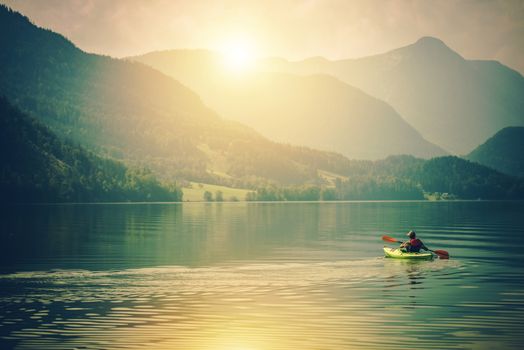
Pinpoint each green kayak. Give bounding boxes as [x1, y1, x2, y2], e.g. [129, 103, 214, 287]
[383, 247, 433, 260]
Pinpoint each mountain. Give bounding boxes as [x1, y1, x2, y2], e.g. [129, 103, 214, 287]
[1, 6, 522, 201]
[261, 36, 524, 154]
[0, 5, 359, 187]
[130, 50, 446, 160]
[467, 127, 524, 177]
[0, 96, 182, 202]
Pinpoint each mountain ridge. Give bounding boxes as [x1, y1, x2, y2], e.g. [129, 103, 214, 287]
[2, 5, 523, 201]
[0, 4, 367, 187]
[131, 49, 447, 160]
[260, 36, 524, 154]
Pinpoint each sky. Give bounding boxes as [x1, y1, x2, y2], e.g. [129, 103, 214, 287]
[2, 0, 524, 74]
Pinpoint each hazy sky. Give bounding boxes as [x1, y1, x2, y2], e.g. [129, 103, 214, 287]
[3, 0, 524, 73]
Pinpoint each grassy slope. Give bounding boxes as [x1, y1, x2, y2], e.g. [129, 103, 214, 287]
[183, 182, 252, 201]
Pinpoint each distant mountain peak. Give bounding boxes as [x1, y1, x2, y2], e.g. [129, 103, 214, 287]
[398, 36, 463, 61]
[411, 36, 454, 52]
[415, 36, 447, 47]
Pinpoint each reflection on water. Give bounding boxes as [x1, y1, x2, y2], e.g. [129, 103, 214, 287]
[1, 201, 524, 349]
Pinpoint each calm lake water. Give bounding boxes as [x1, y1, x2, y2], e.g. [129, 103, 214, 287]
[1, 201, 523, 350]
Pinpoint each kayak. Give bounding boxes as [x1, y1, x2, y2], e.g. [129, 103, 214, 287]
[383, 247, 433, 260]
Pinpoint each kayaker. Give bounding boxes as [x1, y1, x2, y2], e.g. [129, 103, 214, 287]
[400, 230, 428, 253]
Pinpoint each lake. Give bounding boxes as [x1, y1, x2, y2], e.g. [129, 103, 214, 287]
[1, 201, 523, 349]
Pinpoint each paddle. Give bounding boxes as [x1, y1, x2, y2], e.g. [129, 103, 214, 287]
[382, 235, 449, 259]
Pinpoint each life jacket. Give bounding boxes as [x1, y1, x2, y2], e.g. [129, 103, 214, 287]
[409, 238, 423, 252]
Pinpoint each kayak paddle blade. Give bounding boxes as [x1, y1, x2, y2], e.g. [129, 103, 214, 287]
[432, 250, 450, 259]
[382, 235, 400, 243]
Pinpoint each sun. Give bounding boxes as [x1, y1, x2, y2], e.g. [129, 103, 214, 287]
[224, 46, 250, 70]
[219, 36, 256, 73]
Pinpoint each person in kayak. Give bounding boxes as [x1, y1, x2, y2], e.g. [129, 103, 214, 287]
[400, 230, 428, 253]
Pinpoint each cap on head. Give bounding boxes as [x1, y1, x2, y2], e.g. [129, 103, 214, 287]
[407, 230, 416, 238]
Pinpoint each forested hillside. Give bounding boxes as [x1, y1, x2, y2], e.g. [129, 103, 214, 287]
[247, 155, 524, 201]
[467, 127, 524, 178]
[0, 5, 388, 186]
[0, 97, 182, 202]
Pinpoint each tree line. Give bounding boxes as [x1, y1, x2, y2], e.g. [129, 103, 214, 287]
[243, 155, 524, 201]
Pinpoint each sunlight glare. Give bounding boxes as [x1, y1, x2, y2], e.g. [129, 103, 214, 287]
[220, 36, 257, 73]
